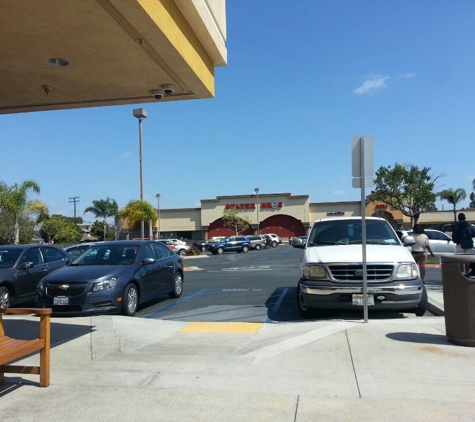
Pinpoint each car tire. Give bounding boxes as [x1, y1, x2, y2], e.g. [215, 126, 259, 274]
[178, 249, 186, 256]
[255, 244, 261, 250]
[296, 282, 318, 319]
[169, 272, 183, 298]
[271, 241, 277, 248]
[0, 285, 11, 309]
[122, 283, 138, 317]
[242, 245, 249, 253]
[413, 285, 428, 317]
[217, 247, 224, 255]
[201, 246, 207, 253]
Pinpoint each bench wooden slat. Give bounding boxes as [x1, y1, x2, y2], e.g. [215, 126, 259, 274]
[0, 337, 44, 365]
[0, 364, 41, 374]
[0, 309, 51, 387]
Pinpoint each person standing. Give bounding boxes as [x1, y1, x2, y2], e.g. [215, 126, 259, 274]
[411, 224, 434, 282]
[451, 213, 475, 275]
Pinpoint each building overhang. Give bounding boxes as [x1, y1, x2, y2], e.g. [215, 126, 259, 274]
[0, 0, 227, 114]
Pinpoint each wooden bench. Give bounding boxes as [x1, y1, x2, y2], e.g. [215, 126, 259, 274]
[0, 308, 52, 387]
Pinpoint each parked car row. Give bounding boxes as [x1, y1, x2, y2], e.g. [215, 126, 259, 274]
[0, 240, 184, 318]
[195, 234, 282, 255]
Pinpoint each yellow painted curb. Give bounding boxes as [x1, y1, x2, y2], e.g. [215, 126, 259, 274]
[179, 322, 263, 334]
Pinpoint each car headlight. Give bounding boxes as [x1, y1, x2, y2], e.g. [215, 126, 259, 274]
[36, 280, 45, 293]
[92, 278, 117, 292]
[395, 263, 419, 279]
[302, 265, 326, 279]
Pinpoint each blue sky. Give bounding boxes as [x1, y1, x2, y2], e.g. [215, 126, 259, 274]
[1, 1, 475, 222]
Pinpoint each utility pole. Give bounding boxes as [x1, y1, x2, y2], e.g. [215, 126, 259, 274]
[69, 196, 80, 224]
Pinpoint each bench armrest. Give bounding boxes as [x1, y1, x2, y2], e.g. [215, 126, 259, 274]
[0, 308, 52, 316]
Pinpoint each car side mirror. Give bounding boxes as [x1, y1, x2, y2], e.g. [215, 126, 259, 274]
[291, 238, 304, 249]
[141, 257, 155, 265]
[20, 262, 35, 270]
[402, 235, 416, 246]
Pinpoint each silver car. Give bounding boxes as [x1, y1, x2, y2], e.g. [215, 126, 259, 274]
[397, 229, 456, 256]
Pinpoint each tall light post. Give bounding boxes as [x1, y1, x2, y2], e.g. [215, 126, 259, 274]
[253, 188, 260, 234]
[156, 193, 161, 239]
[133, 108, 147, 239]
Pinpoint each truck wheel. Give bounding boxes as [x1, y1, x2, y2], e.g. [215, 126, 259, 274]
[296, 283, 318, 319]
[413, 285, 428, 317]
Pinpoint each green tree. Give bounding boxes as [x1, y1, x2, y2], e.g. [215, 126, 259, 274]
[0, 214, 35, 244]
[40, 215, 82, 244]
[89, 220, 115, 241]
[438, 188, 467, 222]
[371, 164, 439, 225]
[0, 180, 48, 244]
[84, 197, 118, 241]
[118, 200, 157, 239]
[222, 208, 251, 235]
[470, 192, 475, 209]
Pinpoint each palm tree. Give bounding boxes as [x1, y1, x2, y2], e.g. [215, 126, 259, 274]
[118, 200, 157, 240]
[84, 198, 118, 241]
[438, 188, 467, 222]
[0, 180, 48, 244]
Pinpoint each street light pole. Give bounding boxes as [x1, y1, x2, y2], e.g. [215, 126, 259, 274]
[156, 193, 161, 239]
[133, 108, 147, 240]
[253, 188, 260, 234]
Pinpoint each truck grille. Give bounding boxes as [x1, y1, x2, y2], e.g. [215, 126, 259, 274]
[328, 264, 394, 282]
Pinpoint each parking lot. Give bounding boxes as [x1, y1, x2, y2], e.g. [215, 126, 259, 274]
[135, 245, 440, 322]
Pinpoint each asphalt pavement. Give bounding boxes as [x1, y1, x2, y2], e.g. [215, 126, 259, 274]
[1, 258, 474, 422]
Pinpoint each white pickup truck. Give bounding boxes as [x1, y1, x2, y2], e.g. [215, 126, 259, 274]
[292, 216, 426, 318]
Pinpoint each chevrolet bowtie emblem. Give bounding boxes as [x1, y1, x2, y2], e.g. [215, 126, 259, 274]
[59, 284, 70, 290]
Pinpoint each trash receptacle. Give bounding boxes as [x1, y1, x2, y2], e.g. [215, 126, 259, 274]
[441, 254, 475, 347]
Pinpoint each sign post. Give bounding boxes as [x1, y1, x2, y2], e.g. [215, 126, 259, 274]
[351, 136, 374, 323]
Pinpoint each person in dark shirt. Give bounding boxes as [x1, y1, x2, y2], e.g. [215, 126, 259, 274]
[451, 213, 475, 275]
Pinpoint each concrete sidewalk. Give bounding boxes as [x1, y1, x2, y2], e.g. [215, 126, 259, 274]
[1, 289, 474, 421]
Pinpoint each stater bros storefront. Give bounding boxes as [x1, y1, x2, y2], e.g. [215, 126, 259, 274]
[130, 193, 475, 242]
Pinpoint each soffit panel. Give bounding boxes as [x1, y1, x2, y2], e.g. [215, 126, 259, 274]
[0, 0, 218, 114]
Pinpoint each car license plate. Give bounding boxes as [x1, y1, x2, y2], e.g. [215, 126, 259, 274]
[352, 294, 374, 306]
[53, 296, 70, 305]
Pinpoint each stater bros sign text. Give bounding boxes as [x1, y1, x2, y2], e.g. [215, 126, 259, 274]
[225, 202, 284, 210]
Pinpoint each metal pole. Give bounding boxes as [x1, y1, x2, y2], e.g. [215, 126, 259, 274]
[156, 194, 161, 239]
[133, 108, 147, 241]
[254, 188, 260, 234]
[360, 137, 368, 323]
[139, 118, 144, 240]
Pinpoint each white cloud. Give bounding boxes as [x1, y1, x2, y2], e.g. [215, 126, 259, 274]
[354, 72, 416, 95]
[333, 190, 346, 196]
[354, 74, 390, 95]
[397, 72, 416, 79]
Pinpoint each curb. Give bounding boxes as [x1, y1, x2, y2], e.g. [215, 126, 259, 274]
[427, 296, 445, 316]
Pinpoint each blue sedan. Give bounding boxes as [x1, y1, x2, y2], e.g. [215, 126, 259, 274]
[36, 240, 184, 316]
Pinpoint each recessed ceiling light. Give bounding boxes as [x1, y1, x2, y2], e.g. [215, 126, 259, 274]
[48, 58, 69, 67]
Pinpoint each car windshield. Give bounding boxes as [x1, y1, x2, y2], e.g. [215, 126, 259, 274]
[307, 220, 400, 246]
[0, 248, 22, 268]
[71, 245, 138, 266]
